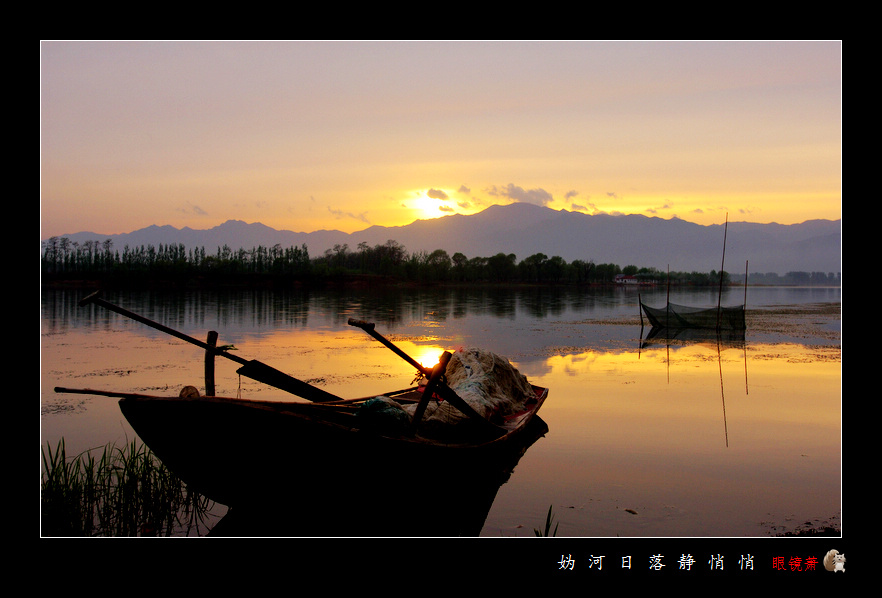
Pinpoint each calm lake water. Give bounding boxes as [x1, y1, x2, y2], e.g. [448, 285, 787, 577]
[40, 285, 841, 537]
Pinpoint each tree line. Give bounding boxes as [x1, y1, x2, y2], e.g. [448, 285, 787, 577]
[40, 236, 837, 287]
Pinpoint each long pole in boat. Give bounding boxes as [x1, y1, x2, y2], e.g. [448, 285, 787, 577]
[717, 213, 729, 331]
[76, 290, 343, 402]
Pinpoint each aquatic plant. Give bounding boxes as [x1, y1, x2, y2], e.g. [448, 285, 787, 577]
[534, 505, 560, 537]
[41, 438, 217, 536]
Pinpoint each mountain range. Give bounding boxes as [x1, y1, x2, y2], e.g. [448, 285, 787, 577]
[47, 203, 842, 275]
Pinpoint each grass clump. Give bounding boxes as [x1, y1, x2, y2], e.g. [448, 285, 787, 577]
[534, 505, 560, 537]
[41, 438, 216, 536]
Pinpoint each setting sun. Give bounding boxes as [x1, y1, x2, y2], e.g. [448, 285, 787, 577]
[409, 344, 449, 370]
[408, 189, 457, 221]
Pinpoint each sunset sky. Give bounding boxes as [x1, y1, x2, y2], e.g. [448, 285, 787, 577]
[40, 40, 841, 239]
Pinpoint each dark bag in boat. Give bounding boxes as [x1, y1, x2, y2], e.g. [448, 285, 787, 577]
[356, 397, 411, 434]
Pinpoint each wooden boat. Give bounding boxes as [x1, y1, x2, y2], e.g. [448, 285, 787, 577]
[117, 384, 547, 535]
[55, 293, 549, 536]
[69, 379, 547, 500]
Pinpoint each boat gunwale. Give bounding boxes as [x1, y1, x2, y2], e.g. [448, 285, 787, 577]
[118, 384, 549, 450]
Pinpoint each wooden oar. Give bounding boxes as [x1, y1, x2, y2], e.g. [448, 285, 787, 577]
[347, 319, 432, 376]
[77, 291, 342, 403]
[347, 318, 503, 433]
[54, 387, 202, 400]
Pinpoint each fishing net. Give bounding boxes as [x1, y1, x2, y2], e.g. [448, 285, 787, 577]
[641, 302, 746, 330]
[451, 348, 533, 412]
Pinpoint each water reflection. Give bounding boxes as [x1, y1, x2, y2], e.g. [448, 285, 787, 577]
[640, 326, 746, 349]
[42, 285, 840, 344]
[204, 416, 550, 537]
[640, 326, 747, 447]
[41, 287, 840, 537]
[489, 338, 839, 536]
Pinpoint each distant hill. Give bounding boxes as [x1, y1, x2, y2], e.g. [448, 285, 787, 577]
[45, 203, 841, 275]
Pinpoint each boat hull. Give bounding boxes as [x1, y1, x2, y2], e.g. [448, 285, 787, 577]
[119, 387, 548, 536]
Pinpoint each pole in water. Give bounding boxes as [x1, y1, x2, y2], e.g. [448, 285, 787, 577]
[638, 293, 644, 329]
[665, 264, 670, 328]
[716, 213, 728, 331]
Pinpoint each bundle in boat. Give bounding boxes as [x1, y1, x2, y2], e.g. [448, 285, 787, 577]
[356, 347, 536, 437]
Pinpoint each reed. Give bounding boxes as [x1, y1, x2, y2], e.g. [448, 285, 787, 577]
[41, 438, 217, 536]
[534, 505, 560, 537]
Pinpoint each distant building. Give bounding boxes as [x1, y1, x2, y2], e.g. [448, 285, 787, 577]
[614, 274, 638, 285]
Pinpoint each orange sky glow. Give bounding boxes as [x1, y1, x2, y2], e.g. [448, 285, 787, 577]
[40, 40, 841, 239]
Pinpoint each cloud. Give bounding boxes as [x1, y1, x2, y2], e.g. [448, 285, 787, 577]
[426, 188, 449, 201]
[177, 202, 208, 216]
[486, 183, 554, 206]
[570, 200, 600, 215]
[645, 202, 673, 216]
[457, 185, 471, 194]
[327, 206, 370, 224]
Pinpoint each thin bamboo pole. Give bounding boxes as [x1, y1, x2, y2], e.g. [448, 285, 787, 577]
[666, 264, 670, 328]
[717, 213, 729, 331]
